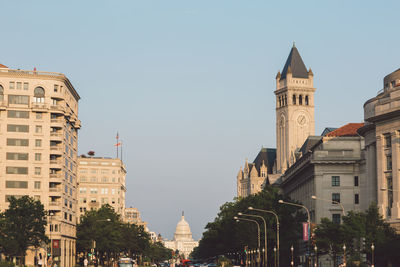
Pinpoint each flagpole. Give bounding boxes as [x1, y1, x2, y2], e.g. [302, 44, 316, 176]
[121, 140, 123, 162]
[116, 132, 119, 159]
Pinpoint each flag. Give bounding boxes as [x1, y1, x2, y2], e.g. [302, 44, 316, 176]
[115, 142, 121, 147]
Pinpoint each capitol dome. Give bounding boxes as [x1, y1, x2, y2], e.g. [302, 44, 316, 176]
[173, 212, 194, 241]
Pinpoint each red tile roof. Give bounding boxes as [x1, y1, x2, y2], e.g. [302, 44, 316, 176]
[0, 64, 8, 68]
[325, 123, 364, 137]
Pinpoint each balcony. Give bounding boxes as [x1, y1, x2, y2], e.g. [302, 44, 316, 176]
[50, 105, 65, 114]
[49, 173, 62, 182]
[50, 159, 63, 169]
[49, 187, 61, 193]
[74, 119, 81, 129]
[50, 146, 63, 155]
[50, 132, 63, 141]
[31, 102, 49, 112]
[49, 188, 62, 197]
[50, 118, 64, 128]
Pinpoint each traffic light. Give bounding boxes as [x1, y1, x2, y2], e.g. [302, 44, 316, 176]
[244, 246, 248, 253]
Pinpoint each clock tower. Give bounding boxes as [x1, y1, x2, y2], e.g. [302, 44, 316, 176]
[275, 44, 316, 173]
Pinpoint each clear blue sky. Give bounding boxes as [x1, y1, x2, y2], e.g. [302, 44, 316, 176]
[2, 1, 399, 239]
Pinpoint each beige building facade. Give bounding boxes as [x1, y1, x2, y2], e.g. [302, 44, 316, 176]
[125, 207, 147, 228]
[0, 64, 81, 266]
[77, 156, 126, 219]
[359, 68, 400, 230]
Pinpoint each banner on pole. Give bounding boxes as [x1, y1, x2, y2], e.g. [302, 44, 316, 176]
[303, 222, 309, 241]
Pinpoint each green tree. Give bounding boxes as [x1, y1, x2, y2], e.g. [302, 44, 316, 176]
[0, 196, 48, 265]
[192, 185, 306, 267]
[77, 205, 124, 265]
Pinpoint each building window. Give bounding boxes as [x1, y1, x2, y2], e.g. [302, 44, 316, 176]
[9, 95, 29, 105]
[35, 139, 42, 147]
[80, 188, 87, 194]
[23, 82, 28, 90]
[332, 193, 340, 203]
[305, 95, 309, 105]
[34, 181, 41, 190]
[385, 134, 391, 148]
[0, 85, 3, 101]
[331, 176, 340, 187]
[292, 94, 296, 105]
[6, 181, 28, 188]
[299, 95, 303, 105]
[6, 166, 28, 174]
[6, 152, 28, 160]
[332, 214, 341, 224]
[35, 153, 41, 161]
[35, 125, 42, 133]
[9, 82, 15, 89]
[387, 155, 392, 171]
[36, 113, 42, 119]
[354, 176, 359, 187]
[7, 110, 29, 118]
[7, 138, 29, 146]
[16, 82, 22, 90]
[35, 167, 41, 175]
[7, 124, 29, 133]
[33, 87, 45, 103]
[54, 85, 59, 92]
[355, 194, 359, 204]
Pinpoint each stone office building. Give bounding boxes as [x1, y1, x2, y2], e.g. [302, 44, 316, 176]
[358, 68, 400, 231]
[0, 63, 81, 267]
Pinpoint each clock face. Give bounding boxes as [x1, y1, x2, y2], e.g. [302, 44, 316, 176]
[297, 115, 307, 125]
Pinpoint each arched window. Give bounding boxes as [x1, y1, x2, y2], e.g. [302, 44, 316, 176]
[278, 96, 281, 107]
[0, 85, 3, 102]
[299, 95, 303, 105]
[34, 87, 45, 103]
[305, 95, 309, 105]
[284, 95, 287, 106]
[292, 94, 296, 105]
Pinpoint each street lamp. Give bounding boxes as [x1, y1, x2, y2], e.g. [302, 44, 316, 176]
[314, 246, 317, 267]
[273, 247, 277, 267]
[238, 212, 266, 267]
[311, 195, 345, 216]
[290, 245, 294, 267]
[371, 243, 375, 267]
[248, 206, 280, 267]
[343, 244, 346, 266]
[234, 216, 261, 267]
[279, 200, 311, 267]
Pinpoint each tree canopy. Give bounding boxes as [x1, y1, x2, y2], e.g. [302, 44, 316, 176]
[0, 196, 48, 262]
[191, 185, 307, 266]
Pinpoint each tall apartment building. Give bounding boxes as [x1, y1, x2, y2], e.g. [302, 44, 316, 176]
[0, 64, 80, 267]
[77, 156, 126, 219]
[125, 207, 147, 228]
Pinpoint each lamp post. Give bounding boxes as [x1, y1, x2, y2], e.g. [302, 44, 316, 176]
[238, 212, 267, 267]
[371, 243, 374, 267]
[311, 195, 345, 216]
[235, 217, 261, 267]
[290, 245, 294, 267]
[248, 207, 280, 267]
[279, 200, 311, 267]
[273, 247, 276, 267]
[314, 246, 317, 267]
[343, 244, 346, 267]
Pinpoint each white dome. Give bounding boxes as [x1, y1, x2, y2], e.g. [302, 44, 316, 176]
[173, 214, 193, 241]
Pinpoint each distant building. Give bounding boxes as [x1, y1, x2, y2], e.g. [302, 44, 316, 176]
[163, 213, 198, 258]
[237, 148, 277, 197]
[0, 64, 81, 267]
[358, 68, 400, 231]
[77, 156, 126, 219]
[125, 207, 147, 228]
[279, 123, 366, 223]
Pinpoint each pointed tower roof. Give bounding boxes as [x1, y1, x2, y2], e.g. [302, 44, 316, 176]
[280, 44, 308, 80]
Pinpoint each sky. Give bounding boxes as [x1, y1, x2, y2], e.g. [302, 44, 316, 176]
[1, 1, 400, 240]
